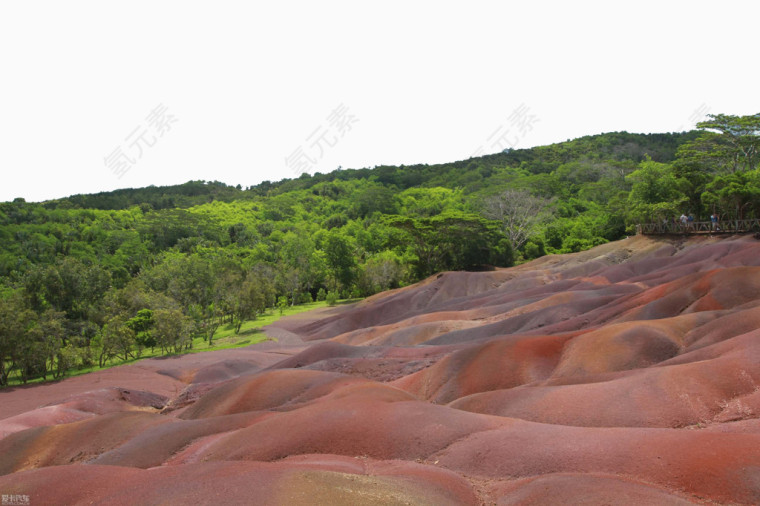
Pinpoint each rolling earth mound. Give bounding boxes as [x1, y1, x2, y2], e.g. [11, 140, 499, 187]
[2, 234, 760, 504]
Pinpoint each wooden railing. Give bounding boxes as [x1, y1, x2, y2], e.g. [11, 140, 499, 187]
[637, 219, 760, 235]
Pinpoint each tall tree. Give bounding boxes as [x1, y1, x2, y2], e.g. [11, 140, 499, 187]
[625, 159, 687, 223]
[387, 213, 511, 278]
[701, 171, 760, 220]
[678, 113, 760, 178]
[481, 189, 555, 251]
[102, 315, 137, 363]
[278, 232, 318, 305]
[323, 231, 357, 291]
[697, 113, 760, 173]
[0, 293, 35, 385]
[231, 275, 272, 333]
[152, 309, 194, 354]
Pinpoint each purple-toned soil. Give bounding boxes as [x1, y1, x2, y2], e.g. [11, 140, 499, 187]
[2, 235, 760, 504]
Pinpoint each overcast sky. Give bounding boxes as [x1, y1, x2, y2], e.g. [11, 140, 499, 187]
[1, 1, 757, 202]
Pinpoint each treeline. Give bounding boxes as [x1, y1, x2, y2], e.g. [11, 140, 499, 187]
[47, 180, 244, 211]
[2, 119, 757, 385]
[625, 114, 760, 223]
[0, 189, 511, 384]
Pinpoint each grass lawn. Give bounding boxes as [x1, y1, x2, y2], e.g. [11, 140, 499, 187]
[6, 299, 355, 386]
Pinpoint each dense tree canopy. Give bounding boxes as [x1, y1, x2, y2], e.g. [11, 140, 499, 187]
[2, 123, 758, 385]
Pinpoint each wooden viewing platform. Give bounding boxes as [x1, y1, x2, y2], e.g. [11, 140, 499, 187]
[637, 219, 760, 235]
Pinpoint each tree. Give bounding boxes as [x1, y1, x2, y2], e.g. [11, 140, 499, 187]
[352, 183, 398, 217]
[22, 258, 111, 350]
[359, 251, 405, 295]
[277, 232, 325, 304]
[38, 309, 67, 379]
[141, 253, 215, 310]
[190, 303, 221, 346]
[102, 315, 137, 363]
[277, 295, 288, 315]
[125, 309, 156, 353]
[701, 170, 760, 220]
[673, 145, 714, 219]
[211, 259, 245, 325]
[323, 231, 357, 291]
[696, 113, 760, 173]
[231, 276, 270, 333]
[481, 189, 555, 251]
[625, 159, 688, 223]
[278, 269, 302, 307]
[387, 213, 511, 278]
[152, 309, 194, 354]
[15, 309, 65, 383]
[17, 326, 55, 383]
[0, 293, 35, 385]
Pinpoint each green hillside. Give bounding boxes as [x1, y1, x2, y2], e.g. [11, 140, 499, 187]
[2, 114, 758, 385]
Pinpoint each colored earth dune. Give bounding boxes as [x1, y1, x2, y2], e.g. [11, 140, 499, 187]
[2, 235, 760, 504]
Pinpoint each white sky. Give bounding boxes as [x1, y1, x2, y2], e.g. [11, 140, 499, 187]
[0, 1, 757, 202]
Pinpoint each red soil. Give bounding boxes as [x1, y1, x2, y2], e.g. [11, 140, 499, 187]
[3, 235, 760, 503]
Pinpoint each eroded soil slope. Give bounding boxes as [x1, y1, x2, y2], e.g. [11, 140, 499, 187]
[2, 235, 760, 504]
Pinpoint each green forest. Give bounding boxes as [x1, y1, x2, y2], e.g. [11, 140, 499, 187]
[1, 113, 758, 386]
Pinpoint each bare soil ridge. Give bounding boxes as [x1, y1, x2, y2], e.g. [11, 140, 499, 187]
[2, 235, 760, 504]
